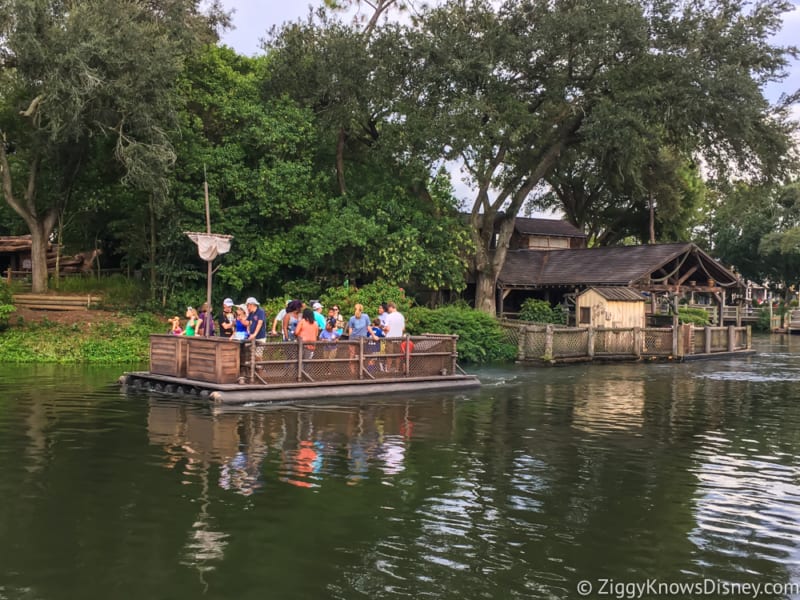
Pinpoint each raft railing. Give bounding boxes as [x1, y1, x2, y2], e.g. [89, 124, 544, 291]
[149, 334, 460, 385]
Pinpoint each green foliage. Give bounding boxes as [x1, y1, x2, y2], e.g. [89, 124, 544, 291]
[321, 280, 414, 319]
[408, 306, 516, 364]
[52, 274, 147, 309]
[677, 307, 710, 326]
[518, 298, 567, 325]
[754, 307, 772, 333]
[0, 312, 164, 363]
[0, 281, 13, 331]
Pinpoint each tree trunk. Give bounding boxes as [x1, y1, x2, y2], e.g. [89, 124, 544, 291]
[29, 222, 51, 293]
[475, 269, 497, 314]
[649, 194, 656, 244]
[149, 195, 157, 301]
[336, 127, 347, 195]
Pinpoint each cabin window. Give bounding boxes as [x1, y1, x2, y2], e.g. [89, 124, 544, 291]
[579, 307, 591, 324]
[548, 237, 570, 249]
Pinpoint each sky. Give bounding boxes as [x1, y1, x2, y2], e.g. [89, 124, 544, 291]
[218, 0, 800, 106]
[217, 0, 800, 209]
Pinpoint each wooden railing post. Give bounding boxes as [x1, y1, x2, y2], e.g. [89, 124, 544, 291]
[672, 324, 678, 357]
[746, 326, 752, 350]
[451, 335, 457, 375]
[544, 325, 554, 361]
[297, 338, 303, 382]
[516, 326, 526, 361]
[249, 338, 256, 383]
[704, 326, 712, 355]
[727, 326, 735, 352]
[358, 337, 365, 380]
[587, 326, 595, 359]
[633, 327, 642, 358]
[404, 334, 411, 376]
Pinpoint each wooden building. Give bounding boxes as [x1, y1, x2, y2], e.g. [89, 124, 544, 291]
[497, 241, 741, 318]
[0, 235, 100, 280]
[508, 217, 587, 250]
[576, 287, 646, 328]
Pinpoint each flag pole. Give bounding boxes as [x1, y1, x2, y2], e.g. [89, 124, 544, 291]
[204, 165, 212, 336]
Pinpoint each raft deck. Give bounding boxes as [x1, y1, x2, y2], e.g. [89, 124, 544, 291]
[122, 334, 480, 404]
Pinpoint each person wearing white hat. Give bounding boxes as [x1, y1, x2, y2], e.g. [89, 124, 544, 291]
[311, 301, 326, 330]
[245, 297, 267, 341]
[218, 298, 236, 338]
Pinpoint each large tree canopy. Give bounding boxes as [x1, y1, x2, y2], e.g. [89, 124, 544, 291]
[391, 0, 797, 313]
[0, 0, 227, 292]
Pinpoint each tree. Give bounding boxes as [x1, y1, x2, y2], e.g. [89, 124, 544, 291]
[539, 145, 706, 246]
[0, 0, 227, 292]
[712, 182, 800, 295]
[398, 0, 797, 313]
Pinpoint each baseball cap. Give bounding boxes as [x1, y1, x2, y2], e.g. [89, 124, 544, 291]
[245, 297, 259, 305]
[312, 302, 323, 310]
[223, 298, 234, 307]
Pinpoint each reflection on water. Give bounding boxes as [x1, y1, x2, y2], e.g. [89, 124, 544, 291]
[1, 341, 800, 599]
[146, 399, 447, 498]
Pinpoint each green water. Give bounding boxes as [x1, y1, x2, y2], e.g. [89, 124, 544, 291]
[1, 336, 799, 599]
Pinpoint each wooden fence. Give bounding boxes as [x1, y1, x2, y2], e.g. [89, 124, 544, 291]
[500, 321, 751, 363]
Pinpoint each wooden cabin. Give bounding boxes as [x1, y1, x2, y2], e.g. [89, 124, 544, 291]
[497, 242, 742, 320]
[0, 235, 100, 280]
[509, 217, 587, 250]
[576, 287, 646, 328]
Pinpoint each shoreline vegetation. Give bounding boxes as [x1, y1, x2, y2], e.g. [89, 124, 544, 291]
[0, 278, 780, 365]
[0, 279, 517, 365]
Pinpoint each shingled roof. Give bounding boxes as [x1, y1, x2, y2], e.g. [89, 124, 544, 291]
[580, 287, 646, 302]
[498, 243, 738, 288]
[513, 217, 587, 238]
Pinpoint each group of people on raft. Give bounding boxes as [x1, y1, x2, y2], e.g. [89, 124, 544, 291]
[169, 297, 407, 351]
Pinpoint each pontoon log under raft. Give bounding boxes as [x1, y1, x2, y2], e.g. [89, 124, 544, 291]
[120, 334, 480, 404]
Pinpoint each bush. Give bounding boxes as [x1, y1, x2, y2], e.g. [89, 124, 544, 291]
[677, 307, 710, 326]
[518, 298, 566, 325]
[320, 280, 414, 319]
[754, 307, 772, 332]
[408, 305, 516, 364]
[0, 281, 14, 332]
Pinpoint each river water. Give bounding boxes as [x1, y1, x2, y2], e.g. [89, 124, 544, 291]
[1, 336, 799, 600]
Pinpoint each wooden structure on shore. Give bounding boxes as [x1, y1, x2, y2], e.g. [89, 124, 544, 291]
[121, 334, 480, 404]
[1, 235, 100, 283]
[497, 241, 743, 320]
[12, 293, 102, 311]
[499, 320, 752, 364]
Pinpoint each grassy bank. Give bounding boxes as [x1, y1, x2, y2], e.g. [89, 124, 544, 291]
[0, 313, 163, 364]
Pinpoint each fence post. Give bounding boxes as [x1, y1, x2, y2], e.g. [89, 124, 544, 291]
[517, 326, 526, 361]
[297, 338, 303, 382]
[672, 324, 678, 357]
[451, 335, 458, 375]
[633, 327, 642, 358]
[249, 338, 256, 383]
[358, 337, 365, 380]
[746, 326, 752, 350]
[727, 326, 735, 352]
[404, 335, 411, 376]
[704, 326, 712, 355]
[587, 326, 595, 359]
[543, 325, 554, 361]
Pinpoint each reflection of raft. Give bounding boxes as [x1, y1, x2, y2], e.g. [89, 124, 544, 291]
[120, 334, 480, 404]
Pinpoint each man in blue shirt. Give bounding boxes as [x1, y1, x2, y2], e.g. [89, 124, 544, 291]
[246, 297, 267, 341]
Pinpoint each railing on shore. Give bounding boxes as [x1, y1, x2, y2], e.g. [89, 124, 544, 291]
[500, 322, 751, 362]
[150, 334, 461, 385]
